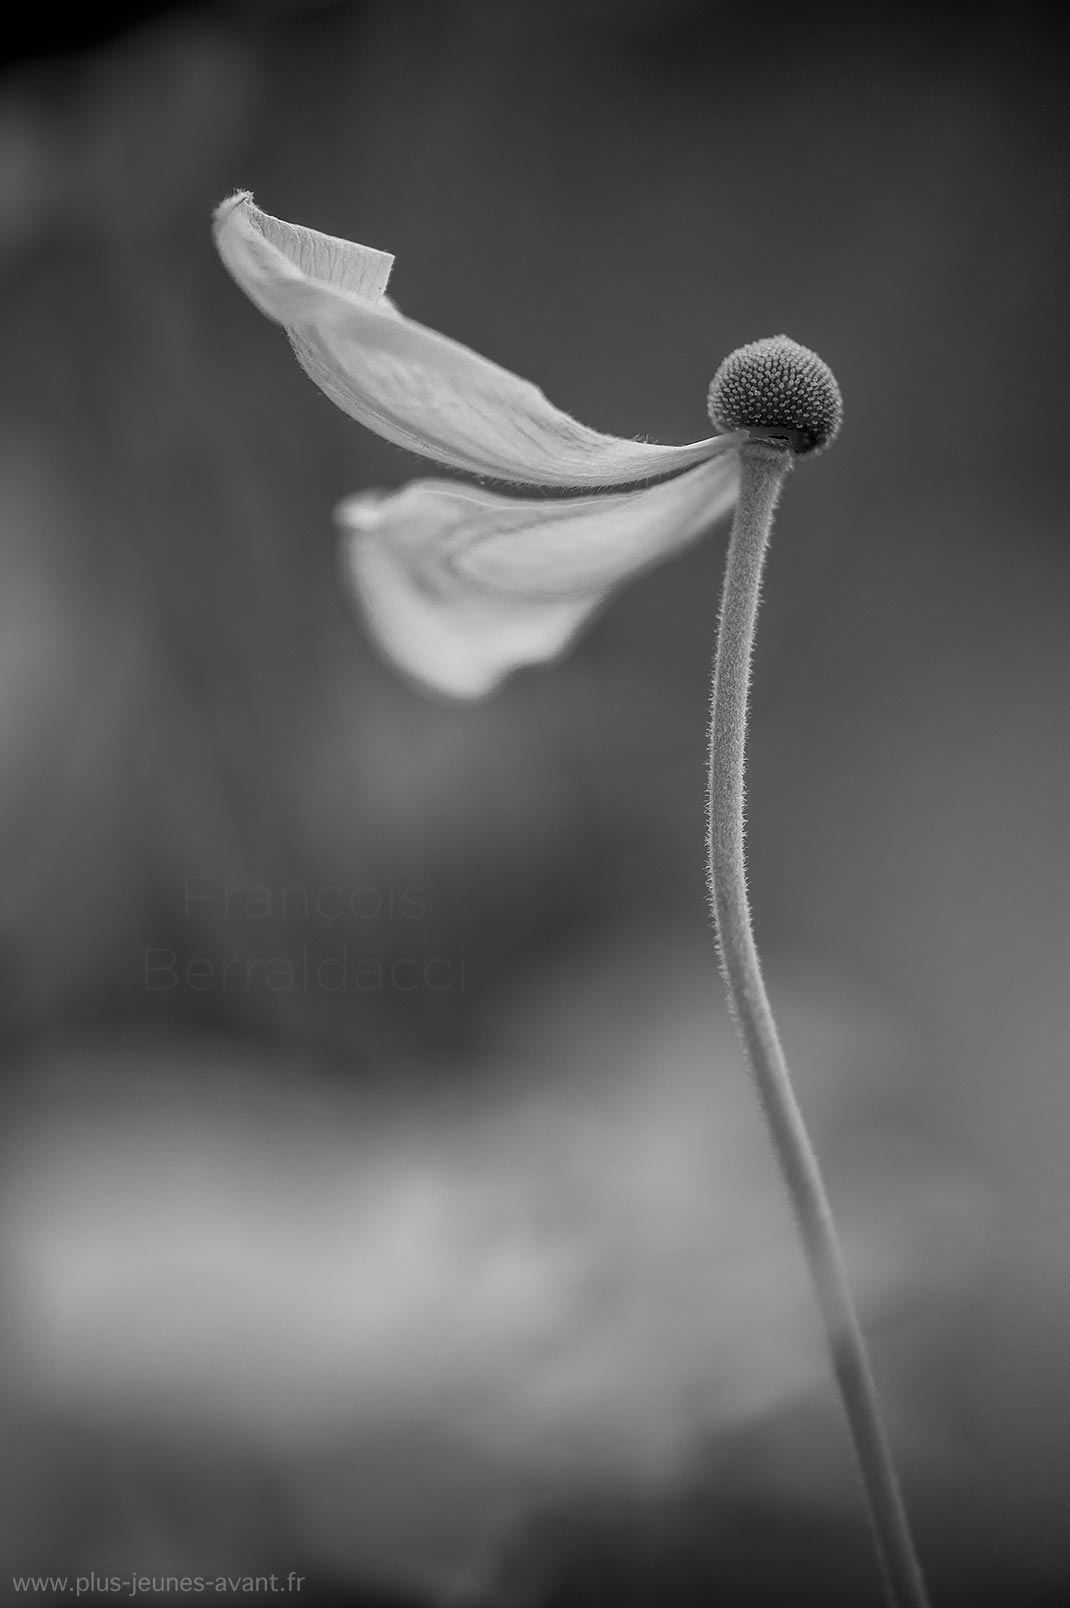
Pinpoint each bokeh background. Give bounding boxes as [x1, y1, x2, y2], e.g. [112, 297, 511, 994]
[1, 2, 1068, 1605]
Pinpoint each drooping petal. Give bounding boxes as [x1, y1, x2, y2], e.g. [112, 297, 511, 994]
[337, 454, 739, 698]
[214, 192, 740, 488]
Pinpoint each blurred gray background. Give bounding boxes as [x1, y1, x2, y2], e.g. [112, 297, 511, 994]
[1, 3, 1068, 1605]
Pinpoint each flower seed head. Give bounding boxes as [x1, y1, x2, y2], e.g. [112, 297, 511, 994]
[708, 335, 842, 455]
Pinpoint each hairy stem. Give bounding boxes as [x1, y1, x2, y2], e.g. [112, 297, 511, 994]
[706, 441, 930, 1608]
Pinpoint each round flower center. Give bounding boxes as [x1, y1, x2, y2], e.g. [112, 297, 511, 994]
[708, 335, 842, 455]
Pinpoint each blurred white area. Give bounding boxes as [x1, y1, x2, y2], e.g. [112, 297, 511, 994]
[0, 936, 983, 1601]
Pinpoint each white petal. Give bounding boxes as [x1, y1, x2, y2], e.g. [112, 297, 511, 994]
[337, 455, 739, 698]
[214, 192, 740, 488]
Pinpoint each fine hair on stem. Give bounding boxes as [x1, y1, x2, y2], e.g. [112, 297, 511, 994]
[706, 437, 930, 1608]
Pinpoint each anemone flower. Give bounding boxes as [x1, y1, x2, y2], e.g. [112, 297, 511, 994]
[213, 196, 933, 1606]
[213, 191, 746, 696]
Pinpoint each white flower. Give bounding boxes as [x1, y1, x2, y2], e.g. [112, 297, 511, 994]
[214, 191, 743, 696]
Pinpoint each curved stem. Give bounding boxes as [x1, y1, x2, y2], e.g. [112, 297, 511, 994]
[707, 442, 930, 1608]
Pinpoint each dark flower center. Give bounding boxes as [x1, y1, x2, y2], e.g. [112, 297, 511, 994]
[708, 335, 842, 455]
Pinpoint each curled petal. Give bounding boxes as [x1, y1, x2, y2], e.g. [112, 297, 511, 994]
[338, 454, 739, 698]
[214, 192, 740, 487]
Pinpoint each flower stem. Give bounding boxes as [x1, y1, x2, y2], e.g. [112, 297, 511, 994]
[706, 441, 930, 1608]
